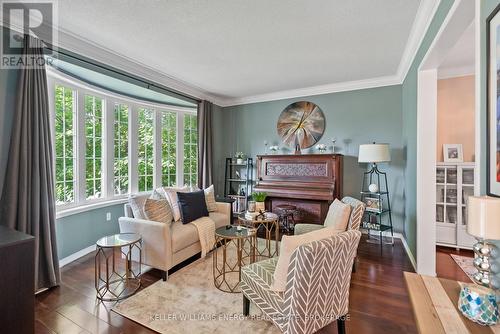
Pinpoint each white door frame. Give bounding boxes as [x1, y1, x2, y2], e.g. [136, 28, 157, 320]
[416, 0, 477, 275]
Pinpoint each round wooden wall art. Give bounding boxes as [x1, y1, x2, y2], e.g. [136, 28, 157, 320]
[277, 101, 325, 149]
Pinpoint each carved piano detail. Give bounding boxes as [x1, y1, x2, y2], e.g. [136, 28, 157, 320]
[254, 154, 343, 225]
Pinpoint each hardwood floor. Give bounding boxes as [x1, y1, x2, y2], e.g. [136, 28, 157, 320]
[34, 236, 468, 333]
[436, 245, 473, 283]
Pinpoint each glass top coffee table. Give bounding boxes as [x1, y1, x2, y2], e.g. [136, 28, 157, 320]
[213, 225, 256, 293]
[238, 212, 280, 259]
[95, 233, 142, 301]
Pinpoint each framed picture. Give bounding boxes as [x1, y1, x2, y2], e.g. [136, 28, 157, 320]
[487, 3, 500, 197]
[443, 144, 463, 163]
[364, 197, 381, 213]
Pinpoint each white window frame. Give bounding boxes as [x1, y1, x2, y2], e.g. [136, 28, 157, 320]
[47, 68, 197, 213]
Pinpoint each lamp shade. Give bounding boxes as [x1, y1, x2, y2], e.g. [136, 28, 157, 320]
[467, 196, 500, 240]
[358, 143, 391, 163]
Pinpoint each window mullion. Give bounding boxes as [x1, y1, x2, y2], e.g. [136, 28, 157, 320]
[76, 90, 86, 203]
[129, 104, 139, 193]
[177, 112, 184, 186]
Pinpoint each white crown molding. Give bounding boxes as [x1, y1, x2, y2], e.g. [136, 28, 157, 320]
[396, 0, 441, 83]
[437, 65, 475, 79]
[217, 75, 401, 107]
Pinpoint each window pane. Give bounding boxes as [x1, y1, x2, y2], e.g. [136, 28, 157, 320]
[54, 85, 75, 205]
[85, 95, 103, 200]
[138, 107, 154, 192]
[114, 104, 129, 195]
[183, 114, 198, 187]
[161, 111, 176, 187]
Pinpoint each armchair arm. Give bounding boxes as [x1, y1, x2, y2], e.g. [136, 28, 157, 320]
[118, 217, 172, 271]
[294, 223, 324, 235]
[215, 201, 231, 223]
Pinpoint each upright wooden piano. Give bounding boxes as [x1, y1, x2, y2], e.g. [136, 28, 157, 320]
[254, 154, 343, 225]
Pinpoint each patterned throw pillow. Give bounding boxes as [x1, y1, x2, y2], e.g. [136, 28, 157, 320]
[271, 226, 339, 292]
[144, 199, 173, 223]
[128, 195, 149, 219]
[204, 185, 217, 212]
[163, 186, 190, 221]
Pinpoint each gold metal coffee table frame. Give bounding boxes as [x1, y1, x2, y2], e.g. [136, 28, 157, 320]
[95, 233, 142, 301]
[238, 212, 280, 259]
[213, 226, 256, 293]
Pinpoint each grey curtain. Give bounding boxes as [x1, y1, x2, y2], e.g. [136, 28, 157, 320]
[0, 35, 60, 290]
[197, 100, 213, 189]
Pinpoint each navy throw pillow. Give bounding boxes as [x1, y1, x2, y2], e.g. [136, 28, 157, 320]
[177, 190, 209, 224]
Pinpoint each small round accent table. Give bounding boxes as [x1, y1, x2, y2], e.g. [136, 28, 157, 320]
[238, 212, 280, 259]
[95, 233, 142, 301]
[213, 226, 256, 293]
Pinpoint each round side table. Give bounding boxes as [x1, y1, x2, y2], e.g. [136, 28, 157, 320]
[95, 233, 142, 301]
[213, 225, 256, 293]
[238, 212, 279, 259]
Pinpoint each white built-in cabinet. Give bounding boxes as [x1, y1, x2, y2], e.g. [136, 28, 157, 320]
[436, 162, 476, 249]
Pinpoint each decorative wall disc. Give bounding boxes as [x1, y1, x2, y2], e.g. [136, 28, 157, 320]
[277, 101, 325, 149]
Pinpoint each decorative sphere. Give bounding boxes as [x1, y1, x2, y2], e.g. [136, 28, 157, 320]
[368, 183, 379, 193]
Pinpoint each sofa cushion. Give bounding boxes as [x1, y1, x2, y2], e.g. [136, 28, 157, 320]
[209, 211, 228, 228]
[177, 190, 209, 224]
[204, 185, 217, 212]
[144, 199, 173, 223]
[324, 199, 351, 232]
[170, 220, 199, 252]
[163, 186, 190, 221]
[271, 226, 339, 292]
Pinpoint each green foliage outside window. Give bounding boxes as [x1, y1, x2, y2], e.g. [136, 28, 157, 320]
[161, 112, 176, 186]
[138, 108, 154, 192]
[183, 114, 198, 187]
[85, 95, 103, 199]
[114, 104, 129, 194]
[55, 85, 75, 204]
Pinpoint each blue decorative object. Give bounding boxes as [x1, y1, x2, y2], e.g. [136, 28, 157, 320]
[458, 284, 499, 326]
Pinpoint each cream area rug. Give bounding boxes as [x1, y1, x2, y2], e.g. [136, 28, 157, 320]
[450, 254, 475, 281]
[112, 238, 281, 334]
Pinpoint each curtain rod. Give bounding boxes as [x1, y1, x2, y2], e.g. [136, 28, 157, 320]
[43, 44, 202, 105]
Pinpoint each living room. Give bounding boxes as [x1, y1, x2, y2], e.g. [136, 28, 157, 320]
[1, 0, 499, 333]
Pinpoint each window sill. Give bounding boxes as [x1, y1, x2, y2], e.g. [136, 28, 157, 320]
[56, 197, 129, 219]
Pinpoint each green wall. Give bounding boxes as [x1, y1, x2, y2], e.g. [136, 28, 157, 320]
[401, 0, 455, 258]
[56, 205, 122, 259]
[220, 85, 407, 233]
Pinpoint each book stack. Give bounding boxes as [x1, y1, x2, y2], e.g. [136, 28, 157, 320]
[245, 211, 259, 220]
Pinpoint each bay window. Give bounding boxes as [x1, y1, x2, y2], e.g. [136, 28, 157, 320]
[49, 71, 198, 209]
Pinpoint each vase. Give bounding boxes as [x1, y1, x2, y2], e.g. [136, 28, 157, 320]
[458, 283, 499, 326]
[248, 201, 256, 212]
[255, 201, 265, 212]
[236, 158, 244, 164]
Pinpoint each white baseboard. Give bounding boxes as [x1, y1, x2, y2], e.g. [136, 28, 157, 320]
[59, 244, 96, 268]
[361, 229, 416, 271]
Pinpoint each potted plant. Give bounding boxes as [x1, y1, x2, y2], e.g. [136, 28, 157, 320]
[252, 192, 267, 212]
[235, 152, 246, 164]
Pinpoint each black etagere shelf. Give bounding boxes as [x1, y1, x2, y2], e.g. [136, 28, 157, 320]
[223, 157, 253, 214]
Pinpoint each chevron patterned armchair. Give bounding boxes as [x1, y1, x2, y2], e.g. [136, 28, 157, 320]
[241, 230, 362, 334]
[294, 196, 366, 235]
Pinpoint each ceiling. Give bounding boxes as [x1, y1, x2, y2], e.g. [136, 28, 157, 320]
[51, 0, 436, 106]
[438, 22, 475, 79]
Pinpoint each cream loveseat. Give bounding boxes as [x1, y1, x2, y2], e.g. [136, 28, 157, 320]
[118, 192, 231, 281]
